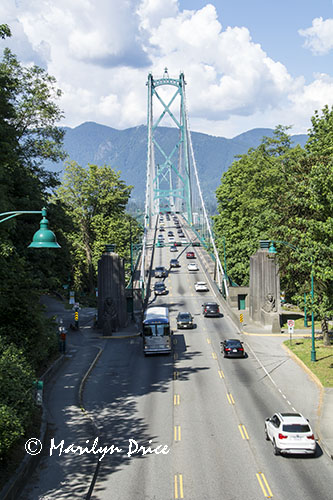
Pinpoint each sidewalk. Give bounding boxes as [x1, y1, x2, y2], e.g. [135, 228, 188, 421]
[239, 312, 333, 460]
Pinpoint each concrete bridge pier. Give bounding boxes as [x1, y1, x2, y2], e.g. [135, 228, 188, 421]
[97, 245, 127, 335]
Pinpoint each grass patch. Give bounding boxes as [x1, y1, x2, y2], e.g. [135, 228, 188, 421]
[284, 338, 333, 387]
[281, 317, 322, 330]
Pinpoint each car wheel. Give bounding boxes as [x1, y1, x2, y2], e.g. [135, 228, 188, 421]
[273, 440, 280, 456]
[264, 427, 269, 441]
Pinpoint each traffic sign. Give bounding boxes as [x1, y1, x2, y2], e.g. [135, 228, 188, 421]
[240, 314, 244, 323]
[287, 319, 295, 327]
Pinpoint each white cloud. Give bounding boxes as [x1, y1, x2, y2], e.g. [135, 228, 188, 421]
[147, 7, 298, 120]
[0, 1, 333, 138]
[137, 0, 179, 31]
[299, 17, 333, 55]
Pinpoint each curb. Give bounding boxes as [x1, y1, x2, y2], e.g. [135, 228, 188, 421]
[242, 329, 316, 338]
[98, 333, 141, 339]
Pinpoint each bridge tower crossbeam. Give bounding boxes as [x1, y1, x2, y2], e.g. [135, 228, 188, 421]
[145, 68, 192, 226]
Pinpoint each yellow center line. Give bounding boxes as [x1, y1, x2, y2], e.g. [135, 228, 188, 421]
[212, 352, 217, 359]
[218, 369, 224, 378]
[174, 425, 181, 441]
[256, 472, 273, 498]
[174, 394, 180, 406]
[238, 424, 249, 440]
[206, 338, 211, 344]
[174, 474, 184, 499]
[174, 371, 178, 380]
[174, 352, 178, 360]
[174, 475, 178, 499]
[179, 474, 184, 498]
[227, 393, 235, 405]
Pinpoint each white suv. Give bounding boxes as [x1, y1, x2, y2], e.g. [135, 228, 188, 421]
[265, 412, 316, 456]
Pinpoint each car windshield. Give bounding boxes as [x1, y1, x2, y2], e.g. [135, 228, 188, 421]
[179, 314, 190, 320]
[282, 424, 311, 433]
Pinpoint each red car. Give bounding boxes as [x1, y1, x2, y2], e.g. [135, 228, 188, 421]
[186, 251, 195, 259]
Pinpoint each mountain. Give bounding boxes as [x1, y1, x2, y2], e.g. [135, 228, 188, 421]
[45, 122, 308, 205]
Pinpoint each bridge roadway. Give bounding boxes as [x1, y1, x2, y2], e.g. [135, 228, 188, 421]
[82, 216, 333, 500]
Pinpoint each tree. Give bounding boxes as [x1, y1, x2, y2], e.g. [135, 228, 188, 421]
[0, 24, 11, 39]
[0, 30, 67, 463]
[55, 161, 138, 294]
[1, 48, 65, 169]
[0, 340, 34, 459]
[214, 117, 333, 343]
[214, 126, 294, 285]
[306, 104, 333, 158]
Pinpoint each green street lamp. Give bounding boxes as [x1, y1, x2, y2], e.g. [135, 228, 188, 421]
[0, 207, 60, 249]
[268, 240, 316, 362]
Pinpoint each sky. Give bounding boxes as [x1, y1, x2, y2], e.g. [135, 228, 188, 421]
[1, 0, 333, 138]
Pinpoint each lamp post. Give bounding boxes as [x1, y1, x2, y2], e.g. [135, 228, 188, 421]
[268, 240, 316, 362]
[0, 207, 60, 248]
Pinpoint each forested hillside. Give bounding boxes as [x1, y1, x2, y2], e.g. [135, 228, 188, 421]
[45, 122, 308, 205]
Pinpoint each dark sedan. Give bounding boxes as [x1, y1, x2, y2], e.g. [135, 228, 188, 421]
[154, 282, 167, 295]
[221, 339, 245, 358]
[202, 302, 220, 317]
[176, 312, 194, 329]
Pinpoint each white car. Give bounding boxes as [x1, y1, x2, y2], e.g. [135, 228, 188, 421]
[168, 236, 175, 242]
[265, 412, 316, 456]
[194, 281, 209, 292]
[188, 263, 199, 271]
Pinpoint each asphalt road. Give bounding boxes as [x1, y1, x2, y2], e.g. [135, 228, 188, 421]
[18, 218, 333, 499]
[84, 220, 333, 500]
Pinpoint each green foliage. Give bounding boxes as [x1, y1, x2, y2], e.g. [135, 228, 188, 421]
[214, 113, 333, 336]
[0, 341, 35, 420]
[214, 126, 293, 285]
[0, 35, 67, 463]
[0, 340, 35, 459]
[0, 24, 11, 39]
[0, 405, 24, 459]
[54, 161, 140, 292]
[0, 255, 59, 368]
[1, 48, 65, 169]
[306, 104, 333, 157]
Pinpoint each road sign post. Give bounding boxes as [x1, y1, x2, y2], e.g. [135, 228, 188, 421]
[287, 319, 295, 344]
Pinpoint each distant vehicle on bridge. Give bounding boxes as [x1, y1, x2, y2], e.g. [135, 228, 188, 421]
[155, 266, 168, 278]
[142, 306, 172, 355]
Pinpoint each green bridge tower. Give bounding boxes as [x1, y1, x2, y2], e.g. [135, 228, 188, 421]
[145, 68, 192, 228]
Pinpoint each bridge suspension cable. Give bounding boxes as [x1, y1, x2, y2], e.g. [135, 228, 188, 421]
[142, 69, 228, 298]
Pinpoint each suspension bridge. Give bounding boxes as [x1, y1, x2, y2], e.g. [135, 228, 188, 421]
[135, 68, 229, 302]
